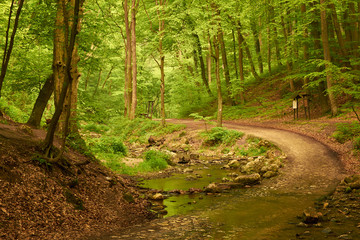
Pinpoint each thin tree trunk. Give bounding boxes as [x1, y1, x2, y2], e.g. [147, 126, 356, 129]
[329, 3, 348, 59]
[237, 21, 261, 82]
[232, 29, 239, 81]
[213, 35, 222, 127]
[195, 34, 212, 96]
[207, 33, 212, 84]
[218, 29, 232, 103]
[0, 0, 25, 98]
[236, 26, 245, 104]
[124, 0, 132, 118]
[251, 20, 264, 74]
[27, 74, 54, 128]
[93, 68, 102, 96]
[101, 67, 114, 89]
[158, 0, 166, 127]
[266, 0, 271, 73]
[129, 0, 138, 120]
[320, 0, 338, 116]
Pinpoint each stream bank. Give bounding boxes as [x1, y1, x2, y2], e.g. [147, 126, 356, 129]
[88, 121, 353, 239]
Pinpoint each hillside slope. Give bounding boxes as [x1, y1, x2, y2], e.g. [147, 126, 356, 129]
[0, 121, 153, 240]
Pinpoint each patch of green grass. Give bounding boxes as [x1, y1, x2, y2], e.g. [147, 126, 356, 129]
[332, 122, 360, 145]
[201, 127, 244, 146]
[102, 150, 171, 175]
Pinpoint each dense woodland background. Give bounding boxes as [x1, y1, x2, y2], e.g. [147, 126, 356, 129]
[0, 0, 360, 146]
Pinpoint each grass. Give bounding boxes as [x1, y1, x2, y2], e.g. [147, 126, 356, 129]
[101, 150, 170, 175]
[236, 135, 274, 157]
[332, 121, 360, 151]
[201, 127, 244, 146]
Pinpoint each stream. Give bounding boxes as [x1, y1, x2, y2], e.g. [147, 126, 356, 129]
[139, 165, 336, 239]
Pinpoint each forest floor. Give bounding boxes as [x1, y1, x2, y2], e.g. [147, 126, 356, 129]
[0, 118, 155, 240]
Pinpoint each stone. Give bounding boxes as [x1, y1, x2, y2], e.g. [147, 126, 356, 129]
[262, 171, 277, 178]
[241, 159, 264, 174]
[302, 209, 323, 224]
[222, 177, 230, 183]
[204, 183, 221, 193]
[338, 234, 352, 239]
[151, 193, 165, 200]
[322, 227, 332, 234]
[177, 153, 191, 164]
[297, 222, 308, 228]
[234, 173, 261, 186]
[228, 160, 241, 168]
[184, 168, 194, 173]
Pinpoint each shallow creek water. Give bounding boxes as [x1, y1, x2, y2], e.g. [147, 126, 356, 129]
[140, 166, 329, 239]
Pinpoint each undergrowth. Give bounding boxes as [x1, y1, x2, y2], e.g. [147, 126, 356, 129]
[332, 121, 360, 151]
[201, 127, 244, 146]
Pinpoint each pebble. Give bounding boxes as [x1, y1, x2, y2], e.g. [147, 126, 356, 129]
[322, 227, 332, 234]
[338, 234, 352, 239]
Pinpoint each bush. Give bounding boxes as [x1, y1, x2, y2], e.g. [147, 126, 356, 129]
[354, 137, 360, 151]
[202, 127, 244, 146]
[142, 150, 170, 170]
[90, 136, 127, 156]
[332, 122, 360, 145]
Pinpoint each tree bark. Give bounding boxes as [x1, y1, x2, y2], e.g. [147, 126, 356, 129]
[237, 21, 261, 82]
[218, 29, 233, 103]
[213, 35, 222, 127]
[251, 20, 264, 74]
[44, 0, 81, 158]
[124, 0, 132, 118]
[194, 33, 212, 96]
[329, 3, 349, 60]
[158, 0, 166, 127]
[27, 74, 54, 128]
[129, 0, 138, 120]
[236, 26, 245, 105]
[320, 0, 338, 116]
[0, 0, 24, 98]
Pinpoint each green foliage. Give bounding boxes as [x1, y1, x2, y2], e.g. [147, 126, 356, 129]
[88, 136, 127, 156]
[82, 123, 110, 133]
[236, 136, 271, 157]
[32, 154, 52, 167]
[332, 122, 360, 144]
[353, 137, 360, 151]
[202, 127, 244, 146]
[143, 150, 170, 170]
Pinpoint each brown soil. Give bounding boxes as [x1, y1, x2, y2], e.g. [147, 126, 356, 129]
[0, 120, 154, 240]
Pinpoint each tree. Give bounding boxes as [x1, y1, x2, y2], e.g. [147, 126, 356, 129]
[320, 0, 338, 116]
[0, 0, 25, 99]
[43, 0, 82, 160]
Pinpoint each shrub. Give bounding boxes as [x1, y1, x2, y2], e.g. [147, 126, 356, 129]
[143, 150, 170, 170]
[354, 137, 360, 151]
[332, 122, 360, 147]
[202, 127, 244, 146]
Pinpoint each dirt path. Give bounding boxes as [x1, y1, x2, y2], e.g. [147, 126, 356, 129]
[90, 119, 347, 240]
[169, 119, 346, 194]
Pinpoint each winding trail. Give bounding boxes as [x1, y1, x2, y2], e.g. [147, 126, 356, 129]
[169, 119, 345, 194]
[91, 119, 346, 240]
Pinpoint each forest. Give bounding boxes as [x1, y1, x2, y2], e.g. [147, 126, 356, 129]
[1, 0, 360, 239]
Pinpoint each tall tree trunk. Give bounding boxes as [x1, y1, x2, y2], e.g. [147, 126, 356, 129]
[207, 34, 212, 84]
[266, 1, 271, 73]
[213, 35, 222, 127]
[44, 0, 81, 158]
[281, 15, 294, 91]
[237, 21, 261, 82]
[218, 29, 233, 103]
[251, 20, 264, 74]
[93, 68, 102, 96]
[301, 3, 310, 92]
[0, 0, 24, 98]
[320, 0, 338, 116]
[236, 26, 245, 104]
[329, 3, 348, 59]
[124, 0, 132, 118]
[129, 0, 138, 120]
[158, 0, 166, 126]
[270, 6, 282, 67]
[27, 74, 54, 128]
[194, 34, 212, 96]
